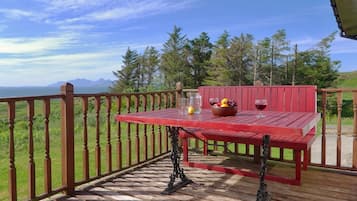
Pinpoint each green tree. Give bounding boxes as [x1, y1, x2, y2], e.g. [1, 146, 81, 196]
[160, 26, 189, 88]
[185, 32, 213, 88]
[270, 29, 290, 85]
[227, 33, 254, 85]
[205, 31, 231, 85]
[111, 48, 139, 92]
[141, 46, 160, 88]
[294, 32, 340, 88]
[255, 37, 272, 85]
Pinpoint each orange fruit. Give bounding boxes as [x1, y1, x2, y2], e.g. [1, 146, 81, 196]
[221, 98, 229, 105]
[187, 106, 195, 114]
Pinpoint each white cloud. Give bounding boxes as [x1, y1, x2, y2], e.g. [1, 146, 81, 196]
[0, 50, 121, 86]
[0, 8, 36, 19]
[0, 34, 78, 54]
[55, 0, 192, 23]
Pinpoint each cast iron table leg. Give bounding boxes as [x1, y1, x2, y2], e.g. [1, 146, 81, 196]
[256, 135, 271, 201]
[161, 126, 193, 195]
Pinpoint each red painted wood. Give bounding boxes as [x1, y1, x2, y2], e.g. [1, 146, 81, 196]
[116, 109, 319, 136]
[117, 87, 319, 185]
[183, 161, 300, 185]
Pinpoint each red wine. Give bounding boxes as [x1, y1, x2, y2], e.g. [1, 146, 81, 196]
[255, 104, 267, 110]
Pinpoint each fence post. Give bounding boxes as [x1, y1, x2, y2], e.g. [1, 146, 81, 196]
[176, 82, 183, 108]
[61, 83, 75, 195]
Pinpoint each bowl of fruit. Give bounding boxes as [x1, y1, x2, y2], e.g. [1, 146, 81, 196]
[210, 98, 237, 116]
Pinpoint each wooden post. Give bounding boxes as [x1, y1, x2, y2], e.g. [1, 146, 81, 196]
[353, 90, 357, 168]
[61, 83, 75, 195]
[336, 91, 342, 167]
[321, 91, 327, 165]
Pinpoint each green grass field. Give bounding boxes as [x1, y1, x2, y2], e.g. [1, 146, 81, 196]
[337, 70, 357, 88]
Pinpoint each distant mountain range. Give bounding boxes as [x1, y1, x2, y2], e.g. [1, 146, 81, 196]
[48, 78, 113, 88]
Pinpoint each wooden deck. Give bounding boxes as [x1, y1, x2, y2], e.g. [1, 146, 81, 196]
[54, 152, 357, 201]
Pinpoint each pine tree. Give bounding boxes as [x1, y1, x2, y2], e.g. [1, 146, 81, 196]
[205, 30, 230, 85]
[111, 48, 139, 92]
[185, 32, 213, 88]
[160, 26, 189, 88]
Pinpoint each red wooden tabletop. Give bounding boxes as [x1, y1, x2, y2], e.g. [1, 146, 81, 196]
[116, 109, 320, 136]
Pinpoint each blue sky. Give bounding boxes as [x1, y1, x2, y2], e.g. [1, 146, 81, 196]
[0, 0, 356, 86]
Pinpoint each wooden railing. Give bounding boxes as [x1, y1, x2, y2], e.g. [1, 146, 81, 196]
[1, 84, 357, 201]
[0, 83, 181, 201]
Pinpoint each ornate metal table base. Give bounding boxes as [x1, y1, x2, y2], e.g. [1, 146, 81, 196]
[256, 135, 271, 201]
[161, 126, 193, 195]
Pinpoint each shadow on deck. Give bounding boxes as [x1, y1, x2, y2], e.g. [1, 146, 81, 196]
[54, 152, 357, 201]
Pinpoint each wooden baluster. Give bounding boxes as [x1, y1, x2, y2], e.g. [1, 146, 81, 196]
[8, 101, 17, 201]
[106, 96, 112, 172]
[246, 143, 250, 156]
[126, 95, 132, 166]
[158, 93, 162, 154]
[143, 94, 148, 160]
[135, 95, 140, 163]
[27, 100, 35, 199]
[43, 98, 52, 193]
[168, 92, 174, 151]
[151, 93, 155, 158]
[164, 93, 169, 152]
[336, 91, 342, 167]
[321, 91, 327, 166]
[81, 97, 89, 180]
[352, 90, 357, 168]
[116, 95, 122, 170]
[94, 96, 101, 176]
[280, 148, 284, 161]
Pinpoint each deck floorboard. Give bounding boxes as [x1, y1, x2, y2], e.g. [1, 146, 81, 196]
[55, 152, 357, 201]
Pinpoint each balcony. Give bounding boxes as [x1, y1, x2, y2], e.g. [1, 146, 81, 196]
[0, 83, 356, 201]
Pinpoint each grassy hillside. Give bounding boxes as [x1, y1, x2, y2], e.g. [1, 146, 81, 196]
[337, 70, 357, 88]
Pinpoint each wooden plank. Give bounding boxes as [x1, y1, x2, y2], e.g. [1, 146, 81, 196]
[53, 154, 357, 201]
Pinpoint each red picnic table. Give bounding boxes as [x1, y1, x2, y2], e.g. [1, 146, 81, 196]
[116, 108, 320, 195]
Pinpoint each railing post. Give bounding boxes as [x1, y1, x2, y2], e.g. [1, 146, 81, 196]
[176, 82, 183, 108]
[353, 90, 357, 168]
[61, 83, 75, 195]
[321, 90, 327, 166]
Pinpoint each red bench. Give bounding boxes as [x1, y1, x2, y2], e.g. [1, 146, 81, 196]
[179, 85, 317, 185]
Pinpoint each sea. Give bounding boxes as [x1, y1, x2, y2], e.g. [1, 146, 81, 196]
[0, 86, 109, 98]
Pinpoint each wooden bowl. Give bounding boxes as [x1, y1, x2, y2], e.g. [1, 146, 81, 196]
[211, 105, 237, 116]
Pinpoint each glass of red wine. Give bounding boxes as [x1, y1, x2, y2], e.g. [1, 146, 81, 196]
[255, 99, 267, 118]
[209, 97, 219, 106]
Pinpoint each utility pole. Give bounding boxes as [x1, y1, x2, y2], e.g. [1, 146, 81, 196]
[292, 44, 297, 86]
